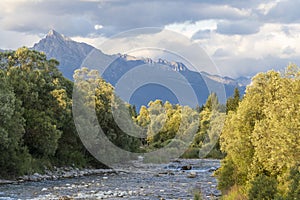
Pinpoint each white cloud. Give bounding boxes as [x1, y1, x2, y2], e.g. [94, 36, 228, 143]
[257, 0, 281, 15]
[0, 29, 40, 50]
[164, 20, 217, 38]
[94, 24, 103, 30]
[195, 22, 300, 77]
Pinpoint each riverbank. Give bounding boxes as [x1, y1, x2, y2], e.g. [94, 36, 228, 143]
[0, 159, 222, 200]
[0, 167, 118, 185]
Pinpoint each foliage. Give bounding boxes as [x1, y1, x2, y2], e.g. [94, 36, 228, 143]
[226, 87, 241, 113]
[0, 48, 141, 178]
[133, 92, 226, 159]
[73, 68, 141, 153]
[0, 70, 32, 178]
[217, 64, 300, 199]
[286, 166, 300, 200]
[248, 174, 278, 200]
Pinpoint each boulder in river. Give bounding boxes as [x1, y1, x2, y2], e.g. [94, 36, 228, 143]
[187, 172, 197, 178]
[181, 165, 192, 170]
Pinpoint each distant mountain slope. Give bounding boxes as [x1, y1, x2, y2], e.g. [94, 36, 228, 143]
[32, 30, 249, 109]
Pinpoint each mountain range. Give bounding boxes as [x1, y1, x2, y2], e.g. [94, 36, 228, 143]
[31, 30, 250, 109]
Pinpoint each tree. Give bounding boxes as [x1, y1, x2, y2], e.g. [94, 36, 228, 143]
[73, 68, 141, 153]
[190, 93, 225, 158]
[3, 48, 67, 158]
[217, 64, 300, 198]
[226, 87, 240, 113]
[0, 69, 31, 178]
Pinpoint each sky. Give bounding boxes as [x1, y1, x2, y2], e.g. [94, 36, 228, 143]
[0, 0, 300, 78]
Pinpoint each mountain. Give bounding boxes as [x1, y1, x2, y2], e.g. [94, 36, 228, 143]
[32, 30, 113, 80]
[32, 30, 249, 109]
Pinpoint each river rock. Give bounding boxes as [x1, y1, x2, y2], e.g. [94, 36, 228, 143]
[187, 171, 197, 178]
[2, 159, 221, 200]
[181, 165, 192, 170]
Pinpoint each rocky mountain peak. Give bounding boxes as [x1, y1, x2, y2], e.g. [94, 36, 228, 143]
[47, 29, 58, 36]
[32, 30, 96, 80]
[45, 29, 71, 42]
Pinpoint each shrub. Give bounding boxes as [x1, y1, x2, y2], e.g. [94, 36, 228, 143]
[248, 174, 278, 200]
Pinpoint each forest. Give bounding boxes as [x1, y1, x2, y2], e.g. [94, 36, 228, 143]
[0, 48, 299, 199]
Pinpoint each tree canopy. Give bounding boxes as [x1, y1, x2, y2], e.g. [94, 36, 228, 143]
[217, 64, 300, 199]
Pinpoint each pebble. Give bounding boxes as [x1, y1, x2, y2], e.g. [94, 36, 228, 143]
[2, 159, 221, 200]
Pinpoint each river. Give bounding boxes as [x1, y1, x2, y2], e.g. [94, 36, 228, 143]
[0, 159, 221, 200]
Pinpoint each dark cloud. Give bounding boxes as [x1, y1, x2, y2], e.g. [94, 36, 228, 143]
[216, 20, 262, 35]
[0, 0, 259, 37]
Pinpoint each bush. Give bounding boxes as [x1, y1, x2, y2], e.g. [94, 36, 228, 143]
[205, 148, 225, 159]
[222, 185, 247, 200]
[248, 174, 278, 200]
[181, 147, 199, 159]
[216, 158, 236, 192]
[286, 166, 300, 200]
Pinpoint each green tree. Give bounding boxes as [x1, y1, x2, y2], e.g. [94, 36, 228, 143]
[248, 174, 278, 200]
[3, 48, 67, 158]
[190, 93, 225, 158]
[73, 68, 141, 153]
[217, 64, 300, 198]
[0, 70, 32, 178]
[226, 87, 240, 113]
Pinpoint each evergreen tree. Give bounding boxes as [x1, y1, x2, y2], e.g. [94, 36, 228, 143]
[226, 87, 240, 113]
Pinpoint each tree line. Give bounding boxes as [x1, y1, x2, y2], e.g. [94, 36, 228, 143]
[1, 48, 298, 200]
[0, 47, 239, 178]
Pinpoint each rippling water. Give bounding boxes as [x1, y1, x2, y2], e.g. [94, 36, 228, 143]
[0, 159, 220, 200]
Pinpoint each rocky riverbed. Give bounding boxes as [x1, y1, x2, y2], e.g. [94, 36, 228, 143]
[0, 159, 221, 200]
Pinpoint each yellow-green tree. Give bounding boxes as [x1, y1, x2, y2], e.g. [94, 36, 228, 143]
[217, 64, 300, 199]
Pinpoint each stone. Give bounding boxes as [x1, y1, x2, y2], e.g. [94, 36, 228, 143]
[181, 165, 192, 170]
[187, 172, 197, 178]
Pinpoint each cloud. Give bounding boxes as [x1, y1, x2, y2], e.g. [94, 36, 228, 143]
[282, 46, 296, 55]
[215, 55, 300, 78]
[213, 48, 231, 58]
[0, 0, 254, 37]
[94, 24, 103, 30]
[191, 29, 213, 40]
[0, 0, 300, 79]
[266, 0, 300, 23]
[216, 20, 262, 35]
[0, 29, 40, 50]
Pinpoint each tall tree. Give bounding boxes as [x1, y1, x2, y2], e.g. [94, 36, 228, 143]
[217, 64, 300, 198]
[0, 69, 31, 178]
[226, 87, 240, 113]
[3, 48, 67, 158]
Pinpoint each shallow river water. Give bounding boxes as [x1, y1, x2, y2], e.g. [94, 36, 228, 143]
[0, 159, 221, 200]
